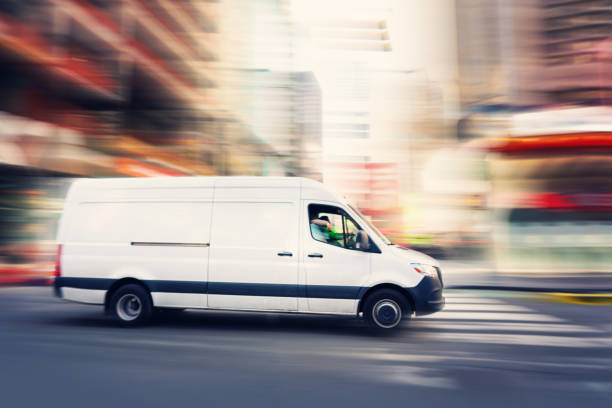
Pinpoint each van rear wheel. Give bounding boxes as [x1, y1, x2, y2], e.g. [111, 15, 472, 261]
[363, 289, 410, 332]
[110, 284, 152, 326]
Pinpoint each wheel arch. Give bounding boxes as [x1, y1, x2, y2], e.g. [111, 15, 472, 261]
[357, 283, 415, 316]
[104, 277, 152, 314]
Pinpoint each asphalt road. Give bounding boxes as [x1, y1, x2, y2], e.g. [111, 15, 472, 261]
[1, 287, 611, 408]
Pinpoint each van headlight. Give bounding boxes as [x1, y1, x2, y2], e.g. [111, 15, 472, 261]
[410, 263, 438, 277]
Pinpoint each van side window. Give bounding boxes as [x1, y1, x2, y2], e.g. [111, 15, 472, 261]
[308, 204, 364, 250]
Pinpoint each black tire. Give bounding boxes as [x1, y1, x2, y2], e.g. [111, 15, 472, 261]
[109, 284, 152, 326]
[363, 289, 411, 333]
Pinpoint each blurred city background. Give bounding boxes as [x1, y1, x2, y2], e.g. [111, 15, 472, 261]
[1, 0, 611, 285]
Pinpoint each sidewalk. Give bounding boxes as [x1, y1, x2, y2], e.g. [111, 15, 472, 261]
[440, 259, 612, 304]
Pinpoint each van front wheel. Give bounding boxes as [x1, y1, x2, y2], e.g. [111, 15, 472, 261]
[110, 284, 152, 326]
[363, 289, 410, 332]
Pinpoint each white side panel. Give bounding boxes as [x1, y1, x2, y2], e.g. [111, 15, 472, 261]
[151, 293, 205, 309]
[207, 295, 294, 311]
[299, 298, 356, 315]
[205, 295, 356, 315]
[62, 199, 212, 309]
[62, 288, 105, 304]
[66, 201, 212, 244]
[63, 244, 207, 279]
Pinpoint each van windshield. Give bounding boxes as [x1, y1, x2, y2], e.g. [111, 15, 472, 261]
[348, 204, 392, 245]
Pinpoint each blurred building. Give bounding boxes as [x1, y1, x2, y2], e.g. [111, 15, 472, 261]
[313, 21, 406, 235]
[0, 0, 323, 282]
[0, 0, 322, 181]
[215, 0, 322, 177]
[0, 0, 229, 279]
[298, 3, 455, 247]
[456, 0, 612, 109]
[294, 71, 323, 181]
[0, 0, 227, 178]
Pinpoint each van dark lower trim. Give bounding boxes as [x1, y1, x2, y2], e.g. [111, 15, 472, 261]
[54, 278, 361, 299]
[54, 277, 444, 313]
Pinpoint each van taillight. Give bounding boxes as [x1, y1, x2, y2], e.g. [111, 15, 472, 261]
[54, 244, 63, 278]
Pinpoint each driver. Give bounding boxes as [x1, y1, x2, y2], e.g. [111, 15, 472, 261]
[310, 215, 344, 245]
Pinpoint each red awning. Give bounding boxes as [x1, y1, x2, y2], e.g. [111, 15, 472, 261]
[490, 132, 612, 153]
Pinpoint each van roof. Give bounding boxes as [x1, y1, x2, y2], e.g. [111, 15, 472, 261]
[69, 177, 344, 203]
[72, 176, 317, 187]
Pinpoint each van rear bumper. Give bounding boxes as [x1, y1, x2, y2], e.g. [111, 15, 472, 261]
[406, 275, 445, 316]
[53, 278, 63, 298]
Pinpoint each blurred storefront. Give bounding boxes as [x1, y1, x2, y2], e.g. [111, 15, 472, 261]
[487, 107, 612, 273]
[446, 107, 612, 273]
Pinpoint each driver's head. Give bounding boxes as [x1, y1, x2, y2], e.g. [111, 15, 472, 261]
[319, 215, 330, 223]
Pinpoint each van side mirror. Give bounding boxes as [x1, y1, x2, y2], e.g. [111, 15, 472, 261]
[356, 230, 370, 251]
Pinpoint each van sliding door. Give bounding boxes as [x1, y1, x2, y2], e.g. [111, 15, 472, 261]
[207, 201, 299, 311]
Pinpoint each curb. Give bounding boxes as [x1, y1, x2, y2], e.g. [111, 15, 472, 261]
[536, 292, 612, 306]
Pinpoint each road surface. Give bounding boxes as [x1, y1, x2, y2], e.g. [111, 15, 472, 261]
[1, 287, 611, 407]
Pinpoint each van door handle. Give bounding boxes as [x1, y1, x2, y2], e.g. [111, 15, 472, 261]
[308, 253, 323, 258]
[277, 251, 293, 257]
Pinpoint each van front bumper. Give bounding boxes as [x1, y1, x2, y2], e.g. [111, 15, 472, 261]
[406, 273, 445, 316]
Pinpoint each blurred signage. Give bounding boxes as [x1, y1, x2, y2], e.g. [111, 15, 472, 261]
[511, 107, 612, 136]
[494, 192, 612, 210]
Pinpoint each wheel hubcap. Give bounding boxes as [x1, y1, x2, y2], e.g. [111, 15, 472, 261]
[116, 294, 142, 321]
[372, 299, 401, 328]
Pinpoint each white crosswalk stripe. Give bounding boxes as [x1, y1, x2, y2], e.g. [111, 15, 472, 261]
[411, 291, 608, 347]
[422, 311, 565, 322]
[439, 297, 504, 304]
[443, 303, 533, 312]
[411, 321, 598, 333]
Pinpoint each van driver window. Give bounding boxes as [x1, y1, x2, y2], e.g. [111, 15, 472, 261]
[308, 204, 365, 250]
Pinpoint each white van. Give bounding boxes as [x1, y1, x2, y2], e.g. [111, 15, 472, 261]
[54, 177, 444, 331]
